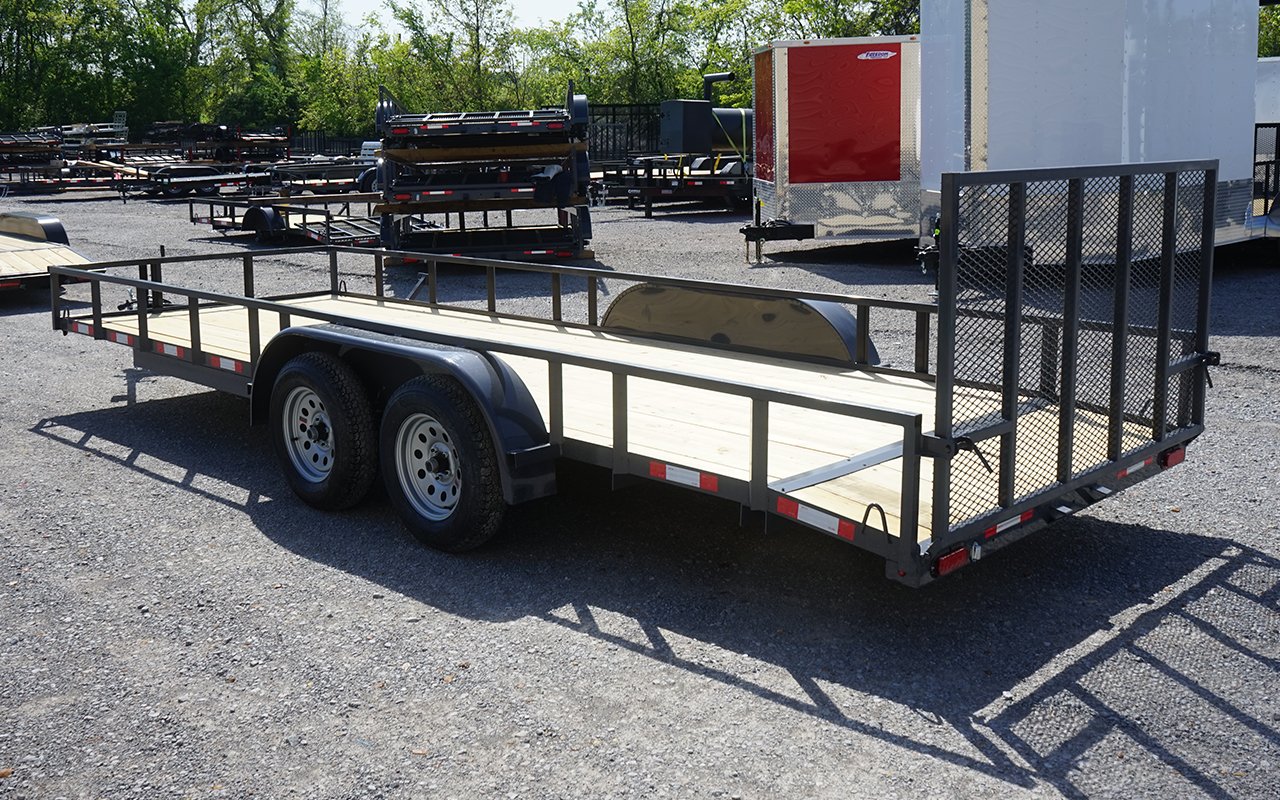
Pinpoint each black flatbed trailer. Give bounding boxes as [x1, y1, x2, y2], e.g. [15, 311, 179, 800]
[49, 161, 1217, 586]
[602, 155, 751, 217]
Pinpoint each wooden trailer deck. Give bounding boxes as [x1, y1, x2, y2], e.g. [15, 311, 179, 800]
[0, 215, 90, 284]
[98, 294, 1147, 539]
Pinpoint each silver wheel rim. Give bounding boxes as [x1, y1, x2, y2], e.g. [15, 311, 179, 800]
[395, 412, 461, 521]
[282, 386, 334, 483]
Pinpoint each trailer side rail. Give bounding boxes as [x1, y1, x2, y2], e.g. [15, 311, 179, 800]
[50, 249, 933, 574]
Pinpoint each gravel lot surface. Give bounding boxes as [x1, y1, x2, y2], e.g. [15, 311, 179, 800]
[0, 193, 1276, 799]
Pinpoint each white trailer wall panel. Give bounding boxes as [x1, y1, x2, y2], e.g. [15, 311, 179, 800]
[922, 0, 1257, 242]
[1258, 57, 1280, 123]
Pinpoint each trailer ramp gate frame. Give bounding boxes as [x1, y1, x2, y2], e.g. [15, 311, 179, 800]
[934, 160, 1216, 563]
[49, 159, 1214, 585]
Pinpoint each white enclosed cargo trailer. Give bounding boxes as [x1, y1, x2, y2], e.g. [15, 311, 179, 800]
[748, 0, 1266, 250]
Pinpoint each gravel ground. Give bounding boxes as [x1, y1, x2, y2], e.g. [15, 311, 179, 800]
[0, 193, 1276, 799]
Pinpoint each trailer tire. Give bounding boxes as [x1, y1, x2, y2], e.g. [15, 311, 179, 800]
[379, 375, 504, 552]
[270, 352, 376, 510]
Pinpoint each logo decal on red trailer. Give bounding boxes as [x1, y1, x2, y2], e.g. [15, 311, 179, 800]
[857, 51, 898, 60]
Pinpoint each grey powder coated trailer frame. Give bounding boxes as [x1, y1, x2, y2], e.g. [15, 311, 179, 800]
[49, 160, 1217, 585]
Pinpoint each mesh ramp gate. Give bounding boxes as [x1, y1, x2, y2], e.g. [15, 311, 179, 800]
[933, 161, 1216, 542]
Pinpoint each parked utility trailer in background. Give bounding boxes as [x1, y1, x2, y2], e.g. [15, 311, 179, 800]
[0, 212, 91, 290]
[51, 161, 1216, 586]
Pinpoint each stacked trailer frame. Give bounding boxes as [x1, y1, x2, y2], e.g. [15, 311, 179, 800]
[188, 194, 434, 246]
[376, 87, 593, 259]
[49, 160, 1216, 586]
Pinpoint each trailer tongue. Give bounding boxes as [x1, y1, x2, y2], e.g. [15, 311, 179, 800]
[50, 161, 1216, 586]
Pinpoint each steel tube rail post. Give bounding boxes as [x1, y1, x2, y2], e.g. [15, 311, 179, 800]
[374, 253, 384, 297]
[855, 303, 871, 364]
[1151, 172, 1179, 441]
[187, 294, 202, 362]
[612, 373, 629, 474]
[548, 361, 564, 443]
[750, 399, 769, 511]
[551, 274, 562, 321]
[932, 172, 960, 539]
[428, 261, 438, 305]
[328, 249, 339, 293]
[1193, 167, 1217, 427]
[587, 277, 599, 326]
[998, 182, 1027, 508]
[897, 415, 923, 575]
[1057, 177, 1084, 482]
[243, 254, 255, 297]
[1108, 175, 1135, 461]
[914, 312, 931, 375]
[487, 267, 497, 313]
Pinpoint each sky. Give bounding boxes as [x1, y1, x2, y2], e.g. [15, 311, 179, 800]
[337, 0, 576, 31]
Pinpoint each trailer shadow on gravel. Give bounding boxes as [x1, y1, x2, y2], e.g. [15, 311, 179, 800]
[28, 387, 1279, 799]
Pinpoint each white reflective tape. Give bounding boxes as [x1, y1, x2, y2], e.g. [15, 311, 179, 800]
[995, 515, 1022, 534]
[663, 465, 700, 488]
[797, 504, 840, 536]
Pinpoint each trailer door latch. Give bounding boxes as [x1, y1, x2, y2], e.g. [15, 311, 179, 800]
[955, 437, 995, 474]
[1202, 351, 1220, 388]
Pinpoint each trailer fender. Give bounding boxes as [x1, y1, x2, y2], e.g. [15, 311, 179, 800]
[0, 212, 69, 245]
[251, 325, 556, 505]
[242, 206, 285, 242]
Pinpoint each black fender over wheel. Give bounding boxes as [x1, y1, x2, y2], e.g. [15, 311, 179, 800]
[379, 374, 505, 552]
[269, 352, 376, 510]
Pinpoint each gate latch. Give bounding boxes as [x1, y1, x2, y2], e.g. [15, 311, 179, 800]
[1202, 351, 1220, 388]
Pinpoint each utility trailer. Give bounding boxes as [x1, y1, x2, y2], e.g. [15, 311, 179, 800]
[188, 194, 432, 247]
[49, 161, 1216, 586]
[602, 155, 750, 217]
[0, 212, 90, 290]
[599, 75, 753, 216]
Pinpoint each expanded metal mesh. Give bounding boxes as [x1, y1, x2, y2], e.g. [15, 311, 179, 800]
[939, 164, 1213, 532]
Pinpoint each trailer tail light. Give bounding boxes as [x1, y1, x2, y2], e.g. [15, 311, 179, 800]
[775, 496, 856, 541]
[984, 509, 1034, 540]
[393, 193, 411, 201]
[1159, 446, 1186, 468]
[390, 127, 410, 135]
[555, 251, 574, 258]
[547, 122, 564, 130]
[934, 547, 970, 578]
[1, 280, 23, 289]
[1117, 457, 1153, 479]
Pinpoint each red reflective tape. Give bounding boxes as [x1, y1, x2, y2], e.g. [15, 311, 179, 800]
[699, 473, 718, 492]
[648, 461, 666, 479]
[837, 519, 856, 541]
[776, 497, 799, 518]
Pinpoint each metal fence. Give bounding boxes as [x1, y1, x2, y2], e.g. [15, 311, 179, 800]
[935, 161, 1216, 538]
[1254, 123, 1280, 217]
[589, 104, 660, 163]
[292, 131, 373, 157]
